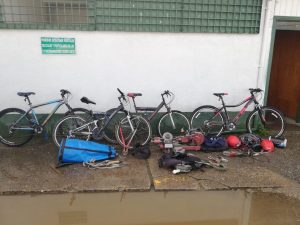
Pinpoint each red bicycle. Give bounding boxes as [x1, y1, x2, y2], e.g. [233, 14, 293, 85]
[190, 88, 285, 138]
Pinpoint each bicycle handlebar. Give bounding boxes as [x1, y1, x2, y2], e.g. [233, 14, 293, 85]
[161, 90, 175, 105]
[161, 90, 171, 97]
[249, 88, 263, 94]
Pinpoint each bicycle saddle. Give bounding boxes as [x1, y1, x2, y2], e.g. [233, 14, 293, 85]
[17, 92, 35, 97]
[127, 93, 142, 97]
[213, 93, 228, 97]
[81, 97, 96, 105]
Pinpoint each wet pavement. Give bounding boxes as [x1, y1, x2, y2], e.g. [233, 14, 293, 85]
[0, 130, 299, 199]
[0, 191, 299, 225]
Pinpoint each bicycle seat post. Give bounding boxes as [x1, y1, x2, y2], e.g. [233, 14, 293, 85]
[212, 93, 229, 123]
[131, 97, 138, 113]
[25, 96, 32, 107]
[218, 95, 226, 108]
[213, 93, 228, 108]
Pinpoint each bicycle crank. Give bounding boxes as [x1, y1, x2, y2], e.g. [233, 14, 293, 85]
[227, 122, 236, 131]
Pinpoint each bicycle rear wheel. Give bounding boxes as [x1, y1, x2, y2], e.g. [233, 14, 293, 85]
[0, 108, 34, 147]
[190, 105, 225, 136]
[158, 110, 190, 137]
[52, 115, 92, 148]
[115, 115, 152, 148]
[66, 108, 93, 121]
[246, 106, 285, 138]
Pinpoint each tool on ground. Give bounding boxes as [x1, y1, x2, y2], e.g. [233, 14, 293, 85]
[198, 158, 227, 171]
[152, 130, 204, 152]
[83, 159, 127, 169]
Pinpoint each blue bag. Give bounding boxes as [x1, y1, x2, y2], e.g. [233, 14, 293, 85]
[58, 139, 117, 165]
[202, 136, 228, 152]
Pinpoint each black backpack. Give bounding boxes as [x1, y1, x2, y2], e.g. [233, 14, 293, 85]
[131, 143, 151, 159]
[158, 152, 204, 170]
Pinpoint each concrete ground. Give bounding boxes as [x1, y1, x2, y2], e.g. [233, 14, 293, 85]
[0, 129, 299, 199]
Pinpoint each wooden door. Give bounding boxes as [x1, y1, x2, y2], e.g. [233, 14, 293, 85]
[267, 30, 300, 121]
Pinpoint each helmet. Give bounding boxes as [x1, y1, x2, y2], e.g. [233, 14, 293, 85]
[240, 133, 262, 151]
[261, 139, 274, 152]
[227, 135, 241, 149]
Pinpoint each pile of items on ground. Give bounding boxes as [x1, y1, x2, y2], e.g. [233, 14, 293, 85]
[152, 130, 287, 174]
[56, 129, 287, 173]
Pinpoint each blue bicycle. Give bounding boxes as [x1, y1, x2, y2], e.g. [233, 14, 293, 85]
[0, 90, 89, 147]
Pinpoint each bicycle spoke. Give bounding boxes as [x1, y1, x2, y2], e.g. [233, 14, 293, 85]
[0, 109, 34, 146]
[247, 107, 284, 138]
[53, 116, 91, 148]
[190, 106, 224, 136]
[116, 116, 151, 148]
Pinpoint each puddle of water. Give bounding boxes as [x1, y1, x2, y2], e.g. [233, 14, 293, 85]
[0, 191, 299, 225]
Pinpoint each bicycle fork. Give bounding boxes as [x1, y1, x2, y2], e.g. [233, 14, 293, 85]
[126, 115, 135, 131]
[120, 115, 138, 154]
[167, 109, 176, 129]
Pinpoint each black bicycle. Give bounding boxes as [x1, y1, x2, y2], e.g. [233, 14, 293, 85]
[127, 90, 190, 137]
[53, 89, 152, 148]
[0, 90, 90, 147]
[190, 88, 285, 138]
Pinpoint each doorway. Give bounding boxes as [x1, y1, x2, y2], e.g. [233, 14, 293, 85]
[267, 30, 300, 123]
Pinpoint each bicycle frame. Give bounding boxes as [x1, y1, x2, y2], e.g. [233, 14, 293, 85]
[135, 101, 167, 121]
[12, 98, 71, 131]
[70, 99, 134, 137]
[130, 92, 179, 130]
[211, 95, 260, 126]
[132, 95, 171, 121]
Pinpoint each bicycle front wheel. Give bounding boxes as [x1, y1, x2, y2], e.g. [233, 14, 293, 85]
[158, 110, 190, 137]
[115, 115, 152, 148]
[190, 105, 225, 136]
[52, 115, 92, 148]
[0, 108, 34, 147]
[246, 106, 285, 138]
[102, 108, 125, 144]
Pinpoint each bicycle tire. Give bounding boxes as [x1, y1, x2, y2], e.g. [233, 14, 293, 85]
[52, 115, 92, 148]
[65, 108, 93, 121]
[115, 115, 152, 148]
[246, 106, 285, 138]
[0, 108, 34, 147]
[101, 108, 125, 144]
[157, 110, 190, 137]
[190, 105, 225, 136]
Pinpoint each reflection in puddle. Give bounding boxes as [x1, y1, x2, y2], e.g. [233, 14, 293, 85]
[0, 191, 299, 225]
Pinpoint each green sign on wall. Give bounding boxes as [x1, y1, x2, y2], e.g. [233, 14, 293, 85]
[41, 37, 76, 54]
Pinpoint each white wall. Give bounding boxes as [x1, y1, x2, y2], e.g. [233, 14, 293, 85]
[0, 29, 262, 113]
[275, 0, 300, 16]
[5, 0, 300, 114]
